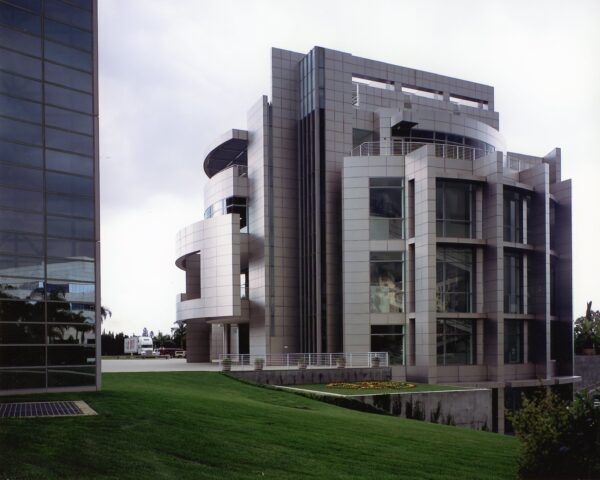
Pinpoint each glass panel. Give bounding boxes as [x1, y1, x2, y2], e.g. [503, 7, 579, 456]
[436, 247, 473, 312]
[44, 18, 92, 52]
[0, 3, 41, 34]
[63, 0, 92, 11]
[370, 187, 403, 217]
[47, 345, 95, 365]
[46, 257, 94, 281]
[0, 116, 42, 145]
[504, 319, 524, 364]
[0, 93, 42, 123]
[46, 170, 93, 195]
[47, 237, 94, 259]
[0, 47, 41, 78]
[46, 193, 93, 218]
[436, 180, 473, 238]
[5, 0, 41, 11]
[0, 185, 43, 211]
[371, 331, 404, 365]
[46, 149, 93, 176]
[44, 61, 92, 93]
[370, 252, 404, 313]
[504, 252, 523, 313]
[45, 127, 93, 156]
[44, 0, 91, 30]
[0, 345, 45, 366]
[44, 83, 92, 113]
[45, 106, 92, 135]
[0, 208, 43, 233]
[48, 366, 95, 387]
[44, 40, 92, 71]
[0, 254, 44, 278]
[0, 300, 44, 321]
[47, 301, 94, 323]
[0, 277, 44, 300]
[0, 322, 45, 343]
[436, 319, 474, 365]
[0, 368, 45, 389]
[46, 280, 93, 302]
[0, 70, 42, 103]
[47, 323, 94, 344]
[47, 215, 93, 239]
[0, 162, 43, 189]
[0, 231, 44, 256]
[370, 218, 403, 240]
[0, 24, 41, 56]
[0, 139, 42, 167]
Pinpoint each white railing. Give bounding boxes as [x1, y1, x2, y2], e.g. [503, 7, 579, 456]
[218, 352, 389, 371]
[503, 154, 539, 172]
[351, 140, 488, 161]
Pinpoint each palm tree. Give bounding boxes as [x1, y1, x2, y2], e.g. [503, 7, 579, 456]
[171, 321, 186, 350]
[100, 306, 112, 322]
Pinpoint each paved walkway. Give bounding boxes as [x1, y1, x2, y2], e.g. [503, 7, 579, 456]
[102, 358, 220, 373]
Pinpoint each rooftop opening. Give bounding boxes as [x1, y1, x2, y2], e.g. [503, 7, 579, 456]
[401, 85, 443, 101]
[352, 75, 395, 91]
[450, 94, 489, 110]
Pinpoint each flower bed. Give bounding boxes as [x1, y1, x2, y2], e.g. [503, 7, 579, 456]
[325, 381, 416, 390]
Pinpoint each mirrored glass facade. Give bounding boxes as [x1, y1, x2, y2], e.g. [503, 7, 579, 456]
[0, 0, 98, 393]
[370, 252, 404, 313]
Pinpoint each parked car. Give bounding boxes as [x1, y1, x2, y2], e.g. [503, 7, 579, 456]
[174, 350, 186, 358]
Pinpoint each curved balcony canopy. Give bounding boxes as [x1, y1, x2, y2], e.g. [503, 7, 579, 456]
[203, 129, 248, 179]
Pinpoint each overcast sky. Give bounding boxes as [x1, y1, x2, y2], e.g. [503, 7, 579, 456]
[98, 0, 600, 337]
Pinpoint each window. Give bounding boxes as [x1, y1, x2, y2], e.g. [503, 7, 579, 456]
[203, 196, 248, 233]
[371, 325, 404, 365]
[437, 319, 475, 365]
[240, 270, 248, 299]
[370, 177, 404, 240]
[436, 247, 473, 312]
[370, 252, 404, 313]
[436, 180, 474, 238]
[504, 251, 523, 314]
[504, 319, 524, 364]
[504, 189, 529, 243]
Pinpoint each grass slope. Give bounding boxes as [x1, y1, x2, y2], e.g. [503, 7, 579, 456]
[0, 372, 517, 480]
[292, 382, 469, 395]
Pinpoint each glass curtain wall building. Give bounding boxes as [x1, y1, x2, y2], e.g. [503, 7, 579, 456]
[0, 0, 99, 394]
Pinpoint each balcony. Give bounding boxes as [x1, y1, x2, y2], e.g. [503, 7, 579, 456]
[351, 140, 489, 161]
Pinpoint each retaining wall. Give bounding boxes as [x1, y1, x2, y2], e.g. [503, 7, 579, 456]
[575, 355, 600, 391]
[227, 367, 391, 385]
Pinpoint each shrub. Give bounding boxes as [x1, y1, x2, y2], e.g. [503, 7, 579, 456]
[508, 389, 600, 479]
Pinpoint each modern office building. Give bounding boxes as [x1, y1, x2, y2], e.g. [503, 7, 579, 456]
[0, 0, 100, 394]
[175, 46, 576, 431]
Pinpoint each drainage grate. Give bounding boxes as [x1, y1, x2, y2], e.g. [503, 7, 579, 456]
[0, 401, 84, 418]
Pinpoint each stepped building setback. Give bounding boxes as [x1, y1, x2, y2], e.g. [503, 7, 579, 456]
[175, 46, 577, 432]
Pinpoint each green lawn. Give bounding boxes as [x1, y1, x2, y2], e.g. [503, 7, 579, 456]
[290, 382, 469, 395]
[0, 372, 517, 479]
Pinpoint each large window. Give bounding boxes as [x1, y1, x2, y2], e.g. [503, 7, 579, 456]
[437, 319, 475, 365]
[371, 325, 404, 365]
[504, 251, 523, 314]
[504, 319, 524, 364]
[504, 189, 529, 243]
[436, 180, 474, 238]
[204, 196, 248, 233]
[436, 247, 473, 312]
[370, 177, 404, 240]
[370, 252, 404, 313]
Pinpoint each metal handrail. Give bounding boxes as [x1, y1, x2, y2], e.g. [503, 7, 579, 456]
[503, 154, 539, 172]
[218, 352, 389, 370]
[351, 140, 487, 161]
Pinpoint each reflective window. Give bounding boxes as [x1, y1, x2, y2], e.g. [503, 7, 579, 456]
[0, 231, 44, 256]
[0, 185, 43, 211]
[44, 40, 91, 71]
[46, 257, 94, 282]
[204, 196, 248, 232]
[44, 61, 92, 93]
[0, 47, 41, 78]
[370, 177, 404, 240]
[0, 322, 44, 344]
[0, 24, 41, 56]
[44, 83, 92, 113]
[47, 301, 94, 323]
[0, 93, 42, 123]
[48, 366, 95, 387]
[5, 0, 41, 11]
[504, 189, 530, 243]
[45, 127, 93, 156]
[0, 277, 44, 300]
[0, 163, 43, 189]
[0, 70, 42, 101]
[46, 280, 93, 302]
[0, 300, 44, 321]
[44, 18, 92, 52]
[370, 251, 404, 313]
[46, 171, 93, 196]
[0, 367, 45, 389]
[44, 0, 91, 30]
[436, 180, 474, 238]
[0, 139, 42, 167]
[0, 254, 44, 278]
[0, 116, 42, 145]
[46, 149, 92, 176]
[0, 2, 41, 34]
[0, 208, 43, 233]
[240, 270, 248, 299]
[47, 345, 95, 365]
[47, 237, 94, 260]
[45, 106, 92, 135]
[371, 325, 404, 364]
[47, 215, 93, 239]
[505, 319, 524, 364]
[504, 251, 523, 314]
[436, 246, 473, 313]
[47, 324, 94, 344]
[0, 345, 44, 366]
[46, 193, 93, 218]
[437, 319, 475, 365]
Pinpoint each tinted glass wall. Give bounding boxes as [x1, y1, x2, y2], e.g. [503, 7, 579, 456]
[0, 0, 98, 392]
